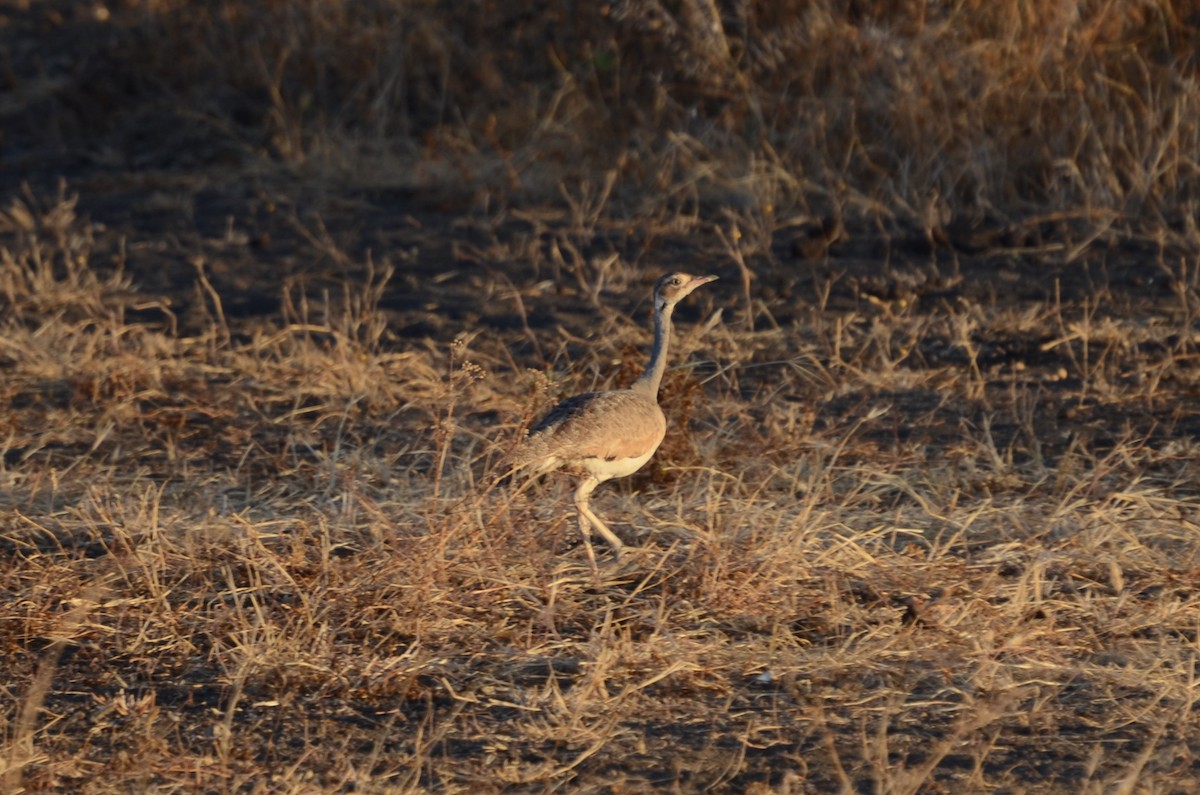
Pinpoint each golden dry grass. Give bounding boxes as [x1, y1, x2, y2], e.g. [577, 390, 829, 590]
[3, 1, 1200, 793]
[3, 181, 1200, 792]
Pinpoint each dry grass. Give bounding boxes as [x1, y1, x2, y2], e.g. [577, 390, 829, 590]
[2, 181, 1200, 792]
[7, 1, 1200, 239]
[3, 1, 1200, 792]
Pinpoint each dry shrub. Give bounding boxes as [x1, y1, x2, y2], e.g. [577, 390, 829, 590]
[11, 1, 1197, 231]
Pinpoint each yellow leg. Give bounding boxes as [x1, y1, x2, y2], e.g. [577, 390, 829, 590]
[574, 477, 624, 562]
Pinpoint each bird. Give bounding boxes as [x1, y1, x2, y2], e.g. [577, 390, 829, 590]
[509, 272, 718, 567]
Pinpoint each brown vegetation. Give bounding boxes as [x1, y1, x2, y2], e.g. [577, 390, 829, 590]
[4, 1, 1200, 792]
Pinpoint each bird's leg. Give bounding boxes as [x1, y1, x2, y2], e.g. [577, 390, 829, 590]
[574, 477, 624, 562]
[578, 510, 599, 574]
[581, 506, 625, 558]
[573, 477, 601, 571]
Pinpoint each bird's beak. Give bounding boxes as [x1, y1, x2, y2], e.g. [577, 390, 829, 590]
[692, 274, 719, 288]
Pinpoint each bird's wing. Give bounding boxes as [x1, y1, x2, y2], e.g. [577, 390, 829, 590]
[514, 389, 666, 469]
[528, 391, 607, 434]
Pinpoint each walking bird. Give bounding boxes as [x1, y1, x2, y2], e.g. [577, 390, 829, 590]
[509, 272, 718, 565]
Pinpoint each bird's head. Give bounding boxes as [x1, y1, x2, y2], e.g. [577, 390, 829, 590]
[654, 272, 718, 312]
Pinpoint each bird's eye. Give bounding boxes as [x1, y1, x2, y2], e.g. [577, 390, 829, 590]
[671, 277, 682, 285]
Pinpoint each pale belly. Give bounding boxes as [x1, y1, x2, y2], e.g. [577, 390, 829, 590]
[580, 446, 658, 482]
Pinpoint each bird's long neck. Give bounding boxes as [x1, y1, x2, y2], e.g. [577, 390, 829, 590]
[632, 301, 672, 399]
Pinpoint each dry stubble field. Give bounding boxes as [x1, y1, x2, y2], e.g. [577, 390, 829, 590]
[4, 1, 1200, 793]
